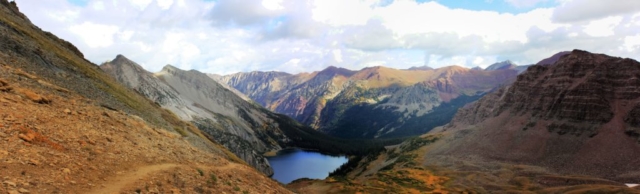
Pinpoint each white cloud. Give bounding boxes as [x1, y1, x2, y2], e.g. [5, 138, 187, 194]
[92, 1, 105, 10]
[553, 0, 640, 23]
[14, 0, 640, 75]
[623, 35, 640, 52]
[157, 0, 174, 10]
[69, 22, 119, 48]
[209, 0, 281, 26]
[583, 16, 623, 37]
[130, 0, 153, 10]
[312, 0, 375, 26]
[332, 49, 343, 63]
[262, 0, 284, 10]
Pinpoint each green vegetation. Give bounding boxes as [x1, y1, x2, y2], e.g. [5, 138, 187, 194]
[400, 136, 440, 152]
[174, 126, 188, 137]
[325, 94, 483, 139]
[378, 173, 432, 191]
[197, 168, 204, 176]
[268, 112, 404, 156]
[210, 173, 217, 183]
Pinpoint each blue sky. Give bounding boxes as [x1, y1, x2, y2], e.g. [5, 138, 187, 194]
[432, 0, 558, 13]
[15, 0, 640, 74]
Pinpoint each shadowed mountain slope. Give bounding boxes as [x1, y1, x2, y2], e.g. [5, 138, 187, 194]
[214, 65, 518, 138]
[101, 56, 395, 175]
[288, 50, 640, 193]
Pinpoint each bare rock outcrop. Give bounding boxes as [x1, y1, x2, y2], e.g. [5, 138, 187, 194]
[438, 50, 640, 182]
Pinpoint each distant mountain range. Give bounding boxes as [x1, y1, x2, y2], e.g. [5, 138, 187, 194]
[213, 63, 527, 139]
[289, 50, 640, 193]
[100, 55, 393, 175]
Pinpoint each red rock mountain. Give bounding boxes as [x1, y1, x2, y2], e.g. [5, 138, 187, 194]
[430, 50, 640, 182]
[213, 65, 518, 138]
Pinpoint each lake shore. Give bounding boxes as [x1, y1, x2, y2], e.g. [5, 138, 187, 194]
[263, 150, 279, 157]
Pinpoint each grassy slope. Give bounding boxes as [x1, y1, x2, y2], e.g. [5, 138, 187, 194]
[289, 132, 640, 193]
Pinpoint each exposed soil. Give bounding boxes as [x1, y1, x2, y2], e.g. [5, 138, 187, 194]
[0, 64, 292, 194]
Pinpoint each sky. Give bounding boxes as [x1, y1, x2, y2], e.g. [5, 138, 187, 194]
[15, 0, 640, 75]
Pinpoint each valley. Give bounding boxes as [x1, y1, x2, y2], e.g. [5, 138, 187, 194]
[214, 64, 520, 139]
[2, 0, 640, 193]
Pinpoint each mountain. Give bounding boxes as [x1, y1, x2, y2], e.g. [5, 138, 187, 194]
[216, 65, 518, 139]
[485, 60, 530, 74]
[101, 55, 392, 175]
[101, 56, 292, 175]
[288, 50, 640, 193]
[406, 65, 434, 70]
[0, 1, 291, 193]
[536, 51, 571, 66]
[484, 60, 517, 71]
[431, 50, 640, 182]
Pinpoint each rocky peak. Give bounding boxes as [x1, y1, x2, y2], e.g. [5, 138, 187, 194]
[317, 66, 356, 77]
[104, 55, 146, 72]
[536, 51, 571, 66]
[455, 49, 639, 127]
[158, 64, 182, 76]
[161, 64, 178, 71]
[440, 50, 640, 181]
[485, 60, 517, 71]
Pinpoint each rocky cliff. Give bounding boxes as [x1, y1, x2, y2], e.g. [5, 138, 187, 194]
[215, 65, 518, 138]
[101, 56, 289, 175]
[434, 50, 640, 182]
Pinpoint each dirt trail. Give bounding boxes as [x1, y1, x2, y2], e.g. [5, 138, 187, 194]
[89, 162, 244, 194]
[90, 163, 180, 194]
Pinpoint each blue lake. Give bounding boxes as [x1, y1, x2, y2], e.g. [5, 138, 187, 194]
[266, 149, 348, 184]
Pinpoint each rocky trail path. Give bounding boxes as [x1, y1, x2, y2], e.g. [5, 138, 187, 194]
[90, 162, 244, 194]
[90, 164, 179, 194]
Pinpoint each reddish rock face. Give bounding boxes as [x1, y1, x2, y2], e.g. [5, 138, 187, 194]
[218, 64, 519, 138]
[438, 50, 640, 182]
[455, 50, 640, 126]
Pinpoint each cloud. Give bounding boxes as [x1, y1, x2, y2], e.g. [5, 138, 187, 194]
[582, 16, 623, 37]
[14, 0, 640, 75]
[552, 0, 640, 23]
[69, 22, 119, 48]
[208, 0, 281, 26]
[342, 20, 401, 51]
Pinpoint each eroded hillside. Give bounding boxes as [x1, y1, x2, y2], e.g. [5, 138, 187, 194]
[0, 1, 291, 193]
[0, 61, 290, 194]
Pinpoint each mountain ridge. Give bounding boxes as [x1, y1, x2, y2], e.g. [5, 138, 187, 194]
[101, 54, 395, 175]
[288, 50, 640, 193]
[216, 64, 519, 138]
[431, 49, 640, 182]
[101, 55, 286, 175]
